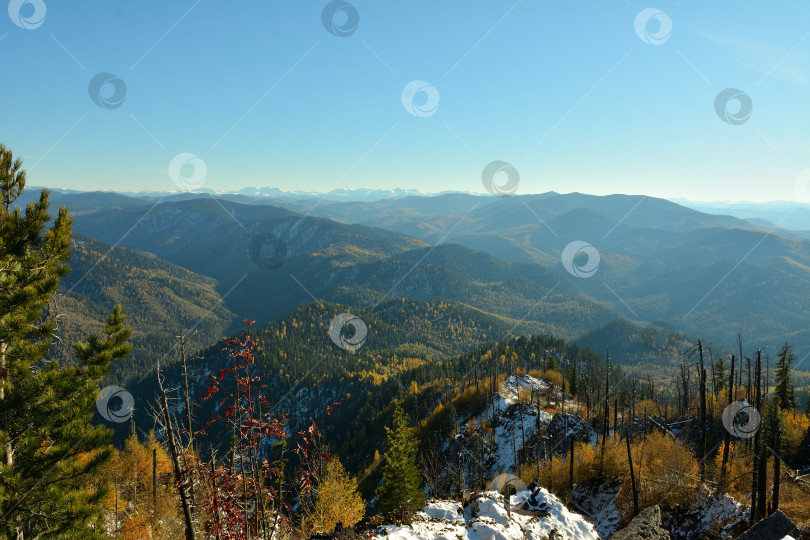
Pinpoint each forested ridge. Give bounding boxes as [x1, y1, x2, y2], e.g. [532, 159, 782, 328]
[56, 234, 234, 383]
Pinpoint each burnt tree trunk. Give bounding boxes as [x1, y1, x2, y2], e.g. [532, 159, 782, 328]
[614, 398, 618, 441]
[158, 363, 196, 540]
[569, 437, 574, 490]
[602, 350, 610, 456]
[751, 350, 764, 524]
[772, 427, 781, 514]
[718, 355, 735, 494]
[626, 417, 639, 517]
[698, 341, 707, 483]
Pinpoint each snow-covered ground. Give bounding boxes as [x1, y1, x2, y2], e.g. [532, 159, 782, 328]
[663, 486, 749, 539]
[448, 374, 598, 484]
[499, 375, 550, 406]
[570, 481, 620, 539]
[488, 376, 554, 474]
[378, 488, 599, 540]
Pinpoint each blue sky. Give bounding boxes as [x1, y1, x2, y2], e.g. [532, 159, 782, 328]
[2, 0, 809, 201]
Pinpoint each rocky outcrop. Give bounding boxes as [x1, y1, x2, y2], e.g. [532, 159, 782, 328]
[544, 412, 591, 457]
[736, 510, 799, 540]
[612, 506, 670, 540]
[662, 485, 749, 539]
[569, 480, 620, 539]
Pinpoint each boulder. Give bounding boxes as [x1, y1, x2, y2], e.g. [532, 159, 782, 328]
[736, 510, 799, 540]
[612, 506, 670, 540]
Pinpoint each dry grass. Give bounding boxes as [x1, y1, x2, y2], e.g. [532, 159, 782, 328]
[777, 481, 810, 532]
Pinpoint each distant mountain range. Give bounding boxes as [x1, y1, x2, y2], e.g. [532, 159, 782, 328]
[22, 187, 810, 380]
[29, 185, 810, 230]
[672, 198, 810, 231]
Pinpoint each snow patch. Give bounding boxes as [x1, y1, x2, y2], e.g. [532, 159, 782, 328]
[378, 489, 598, 540]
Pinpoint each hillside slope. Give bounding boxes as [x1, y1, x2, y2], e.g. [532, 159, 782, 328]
[57, 235, 235, 382]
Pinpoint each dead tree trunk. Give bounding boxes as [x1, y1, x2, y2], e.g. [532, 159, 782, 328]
[602, 350, 610, 456]
[179, 335, 194, 446]
[698, 341, 707, 483]
[772, 427, 781, 514]
[626, 416, 639, 517]
[718, 355, 735, 495]
[569, 437, 575, 490]
[614, 398, 618, 441]
[158, 362, 196, 540]
[751, 349, 764, 524]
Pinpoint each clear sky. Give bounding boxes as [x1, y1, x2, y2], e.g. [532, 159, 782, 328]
[2, 0, 809, 201]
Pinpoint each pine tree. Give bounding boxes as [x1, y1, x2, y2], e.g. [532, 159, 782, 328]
[774, 343, 796, 410]
[1, 144, 133, 537]
[376, 406, 424, 520]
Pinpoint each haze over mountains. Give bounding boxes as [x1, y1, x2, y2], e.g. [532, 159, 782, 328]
[29, 186, 810, 380]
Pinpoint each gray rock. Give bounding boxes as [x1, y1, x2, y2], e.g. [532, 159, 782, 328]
[611, 506, 670, 540]
[736, 510, 799, 540]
